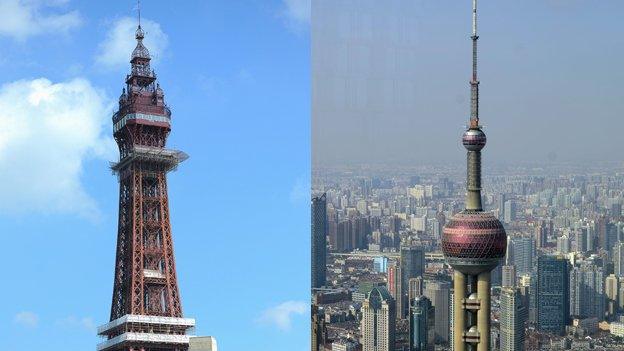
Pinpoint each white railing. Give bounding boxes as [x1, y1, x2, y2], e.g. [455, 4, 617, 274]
[97, 332, 190, 351]
[98, 314, 196, 335]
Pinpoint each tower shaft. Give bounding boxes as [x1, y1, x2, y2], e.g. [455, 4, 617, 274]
[466, 149, 482, 211]
[443, 1, 507, 350]
[98, 25, 194, 351]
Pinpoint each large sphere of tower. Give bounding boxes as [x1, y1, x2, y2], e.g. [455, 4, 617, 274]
[441, 211, 506, 275]
[462, 128, 486, 151]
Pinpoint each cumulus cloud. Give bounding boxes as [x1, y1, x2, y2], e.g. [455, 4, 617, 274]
[56, 315, 96, 332]
[0, 0, 82, 40]
[0, 78, 115, 218]
[14, 311, 39, 328]
[257, 300, 307, 331]
[96, 16, 168, 69]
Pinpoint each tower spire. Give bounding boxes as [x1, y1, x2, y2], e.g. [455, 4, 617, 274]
[462, 0, 485, 212]
[137, 0, 141, 28]
[470, 0, 480, 128]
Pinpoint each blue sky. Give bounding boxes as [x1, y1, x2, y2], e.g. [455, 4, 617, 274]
[0, 1, 310, 350]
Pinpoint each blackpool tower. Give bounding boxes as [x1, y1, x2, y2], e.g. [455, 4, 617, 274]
[96, 20, 195, 351]
[441, 1, 507, 351]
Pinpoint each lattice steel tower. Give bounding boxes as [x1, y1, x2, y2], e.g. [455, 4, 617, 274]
[441, 1, 507, 350]
[97, 21, 195, 351]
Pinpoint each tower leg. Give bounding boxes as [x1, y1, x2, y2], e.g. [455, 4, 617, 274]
[477, 271, 491, 351]
[454, 271, 466, 351]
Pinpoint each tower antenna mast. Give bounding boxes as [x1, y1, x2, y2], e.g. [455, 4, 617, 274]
[470, 0, 480, 128]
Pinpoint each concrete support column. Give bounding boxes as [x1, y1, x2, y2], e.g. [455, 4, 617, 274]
[477, 271, 491, 351]
[454, 270, 466, 351]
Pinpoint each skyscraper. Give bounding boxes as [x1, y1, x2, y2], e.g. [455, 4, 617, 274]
[424, 281, 451, 344]
[504, 200, 516, 224]
[312, 304, 326, 351]
[510, 237, 533, 276]
[500, 287, 526, 351]
[569, 259, 604, 320]
[400, 246, 425, 317]
[441, 2, 507, 350]
[502, 265, 517, 288]
[312, 193, 327, 289]
[388, 260, 402, 317]
[409, 296, 431, 351]
[614, 242, 624, 277]
[361, 286, 396, 351]
[536, 255, 570, 335]
[535, 221, 547, 249]
[557, 234, 570, 254]
[98, 21, 196, 351]
[408, 276, 424, 303]
[606, 274, 619, 319]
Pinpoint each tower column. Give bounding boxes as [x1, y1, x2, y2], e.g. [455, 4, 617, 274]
[466, 150, 482, 211]
[477, 272, 491, 351]
[454, 271, 466, 351]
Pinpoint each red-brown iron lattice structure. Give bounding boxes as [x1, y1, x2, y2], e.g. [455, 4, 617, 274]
[97, 24, 194, 351]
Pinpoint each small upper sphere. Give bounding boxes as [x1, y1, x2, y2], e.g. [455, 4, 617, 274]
[462, 128, 487, 151]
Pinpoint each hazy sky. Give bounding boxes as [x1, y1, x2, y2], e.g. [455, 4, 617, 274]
[312, 0, 624, 166]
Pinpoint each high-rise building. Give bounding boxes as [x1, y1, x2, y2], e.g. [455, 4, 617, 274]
[510, 237, 533, 276]
[97, 21, 197, 351]
[312, 193, 327, 289]
[409, 296, 431, 351]
[569, 259, 604, 320]
[597, 216, 609, 252]
[606, 274, 619, 319]
[424, 281, 451, 344]
[502, 265, 517, 288]
[535, 221, 548, 249]
[440, 2, 507, 350]
[408, 276, 424, 303]
[504, 200, 516, 224]
[400, 246, 425, 317]
[575, 228, 588, 253]
[312, 304, 326, 351]
[388, 260, 402, 317]
[536, 255, 570, 335]
[498, 194, 506, 221]
[361, 286, 396, 351]
[619, 279, 624, 312]
[500, 287, 526, 351]
[557, 234, 570, 254]
[614, 242, 624, 277]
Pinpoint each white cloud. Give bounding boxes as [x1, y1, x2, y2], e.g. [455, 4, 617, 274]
[0, 0, 82, 40]
[0, 78, 115, 219]
[96, 16, 168, 69]
[56, 315, 96, 332]
[282, 0, 310, 25]
[257, 300, 307, 331]
[14, 311, 39, 328]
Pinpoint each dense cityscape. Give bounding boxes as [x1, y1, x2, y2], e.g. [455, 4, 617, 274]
[311, 163, 624, 351]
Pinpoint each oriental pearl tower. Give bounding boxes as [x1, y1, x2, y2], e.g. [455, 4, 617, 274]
[441, 1, 507, 351]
